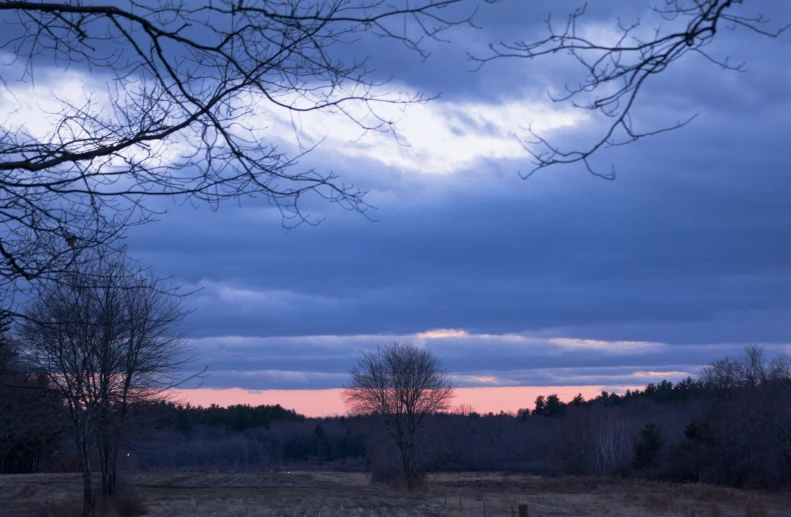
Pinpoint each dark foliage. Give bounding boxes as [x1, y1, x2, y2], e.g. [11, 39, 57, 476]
[632, 423, 663, 470]
[153, 402, 306, 432]
[0, 311, 64, 474]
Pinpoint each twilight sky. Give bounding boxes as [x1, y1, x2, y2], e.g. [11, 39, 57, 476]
[6, 1, 791, 415]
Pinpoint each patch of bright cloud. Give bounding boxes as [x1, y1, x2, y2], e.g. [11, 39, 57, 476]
[192, 280, 341, 309]
[265, 93, 586, 174]
[632, 370, 690, 379]
[452, 374, 502, 385]
[230, 369, 347, 385]
[4, 55, 588, 179]
[549, 337, 664, 353]
[416, 328, 469, 339]
[0, 59, 194, 172]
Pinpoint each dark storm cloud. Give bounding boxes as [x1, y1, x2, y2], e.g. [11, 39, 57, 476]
[113, 1, 791, 389]
[131, 113, 791, 344]
[351, 0, 791, 104]
[3, 1, 789, 393]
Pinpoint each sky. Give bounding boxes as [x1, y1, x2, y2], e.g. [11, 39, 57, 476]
[5, 1, 791, 416]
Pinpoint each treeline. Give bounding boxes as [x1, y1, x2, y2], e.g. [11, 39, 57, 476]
[519, 376, 703, 419]
[144, 402, 306, 432]
[510, 345, 791, 487]
[123, 402, 367, 470]
[4, 344, 791, 489]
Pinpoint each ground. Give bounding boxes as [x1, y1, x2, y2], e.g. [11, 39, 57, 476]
[1, 471, 790, 517]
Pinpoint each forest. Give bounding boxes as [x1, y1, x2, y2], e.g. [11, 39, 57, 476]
[4, 343, 790, 490]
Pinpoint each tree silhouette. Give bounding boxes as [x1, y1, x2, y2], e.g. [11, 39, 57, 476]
[343, 342, 454, 491]
[16, 252, 195, 515]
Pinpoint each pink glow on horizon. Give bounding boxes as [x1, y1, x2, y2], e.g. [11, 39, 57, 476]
[172, 385, 640, 417]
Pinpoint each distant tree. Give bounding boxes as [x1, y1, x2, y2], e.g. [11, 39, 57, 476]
[314, 422, 325, 463]
[569, 393, 586, 407]
[632, 423, 663, 470]
[343, 342, 454, 491]
[701, 345, 791, 389]
[533, 395, 547, 416]
[16, 253, 195, 515]
[545, 394, 566, 417]
[516, 407, 531, 421]
[454, 403, 477, 416]
[533, 393, 565, 417]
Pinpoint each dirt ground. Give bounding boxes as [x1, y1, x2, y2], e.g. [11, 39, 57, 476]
[2, 470, 791, 517]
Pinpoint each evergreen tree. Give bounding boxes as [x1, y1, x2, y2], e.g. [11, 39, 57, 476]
[632, 423, 663, 470]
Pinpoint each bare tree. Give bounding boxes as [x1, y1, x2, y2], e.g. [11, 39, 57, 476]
[343, 342, 453, 490]
[15, 252, 194, 515]
[700, 344, 791, 389]
[473, 0, 790, 178]
[0, 0, 488, 303]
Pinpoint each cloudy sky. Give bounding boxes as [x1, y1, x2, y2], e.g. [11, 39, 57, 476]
[9, 1, 791, 415]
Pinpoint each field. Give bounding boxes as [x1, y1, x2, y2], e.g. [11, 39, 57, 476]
[2, 471, 791, 517]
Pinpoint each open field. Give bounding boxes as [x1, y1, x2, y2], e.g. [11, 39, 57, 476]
[2, 471, 791, 517]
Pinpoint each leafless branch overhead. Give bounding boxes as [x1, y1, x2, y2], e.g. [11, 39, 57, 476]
[471, 0, 790, 179]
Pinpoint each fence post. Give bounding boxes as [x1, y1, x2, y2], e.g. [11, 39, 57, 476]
[518, 504, 528, 517]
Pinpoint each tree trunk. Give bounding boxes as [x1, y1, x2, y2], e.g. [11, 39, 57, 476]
[109, 446, 118, 496]
[98, 435, 120, 497]
[77, 437, 95, 517]
[401, 451, 414, 491]
[99, 440, 109, 496]
[96, 415, 123, 498]
[400, 444, 420, 491]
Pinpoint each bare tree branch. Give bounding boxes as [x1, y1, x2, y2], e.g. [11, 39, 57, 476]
[0, 0, 491, 301]
[471, 0, 790, 178]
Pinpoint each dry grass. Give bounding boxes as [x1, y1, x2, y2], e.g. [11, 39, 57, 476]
[2, 471, 791, 517]
[26, 484, 147, 517]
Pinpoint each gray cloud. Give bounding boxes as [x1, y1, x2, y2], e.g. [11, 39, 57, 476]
[182, 331, 788, 390]
[111, 0, 791, 390]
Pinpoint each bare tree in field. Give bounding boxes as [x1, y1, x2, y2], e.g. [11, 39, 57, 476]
[473, 0, 790, 178]
[343, 342, 453, 491]
[0, 0, 488, 303]
[16, 252, 194, 515]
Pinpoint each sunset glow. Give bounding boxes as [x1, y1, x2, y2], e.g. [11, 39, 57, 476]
[173, 385, 634, 417]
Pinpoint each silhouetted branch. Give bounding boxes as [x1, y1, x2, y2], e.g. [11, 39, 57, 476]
[0, 0, 490, 300]
[471, 0, 789, 178]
